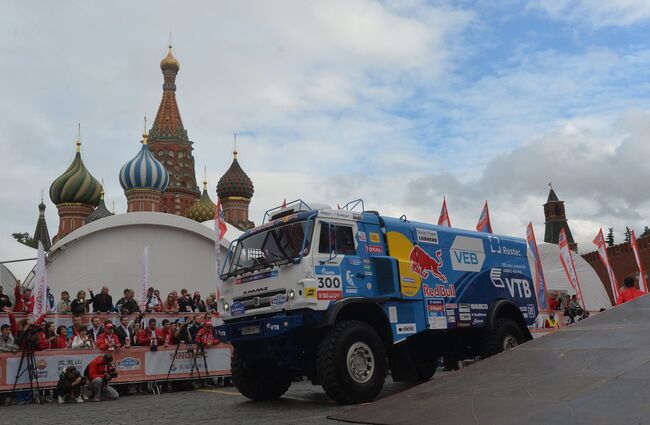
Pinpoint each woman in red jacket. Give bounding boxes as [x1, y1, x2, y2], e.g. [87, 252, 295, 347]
[53, 325, 69, 349]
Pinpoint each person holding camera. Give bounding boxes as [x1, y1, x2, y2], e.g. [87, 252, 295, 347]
[86, 353, 119, 401]
[57, 365, 85, 404]
[195, 320, 219, 347]
[71, 327, 94, 349]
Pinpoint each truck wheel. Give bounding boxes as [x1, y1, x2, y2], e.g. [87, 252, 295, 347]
[317, 320, 387, 405]
[231, 350, 292, 401]
[414, 358, 437, 381]
[481, 318, 525, 358]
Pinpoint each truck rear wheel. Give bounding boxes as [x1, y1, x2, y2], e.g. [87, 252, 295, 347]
[481, 318, 525, 358]
[231, 350, 292, 401]
[317, 320, 387, 405]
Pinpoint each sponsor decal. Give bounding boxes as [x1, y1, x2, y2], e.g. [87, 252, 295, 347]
[388, 306, 398, 323]
[470, 303, 488, 310]
[528, 304, 536, 318]
[459, 313, 472, 321]
[366, 282, 372, 290]
[410, 246, 447, 282]
[401, 276, 415, 284]
[357, 232, 367, 242]
[270, 294, 288, 308]
[502, 246, 522, 256]
[459, 304, 471, 313]
[490, 268, 533, 298]
[266, 323, 280, 332]
[427, 299, 447, 330]
[314, 265, 340, 275]
[450, 236, 485, 272]
[117, 357, 141, 371]
[236, 270, 278, 285]
[369, 232, 381, 243]
[243, 286, 269, 295]
[317, 290, 342, 301]
[230, 302, 245, 316]
[416, 228, 439, 244]
[352, 212, 362, 221]
[396, 323, 416, 335]
[423, 284, 456, 298]
[446, 310, 456, 321]
[350, 258, 362, 266]
[305, 288, 316, 298]
[367, 245, 383, 254]
[446, 303, 457, 309]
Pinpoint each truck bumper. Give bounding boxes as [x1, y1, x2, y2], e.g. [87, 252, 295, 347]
[217, 313, 305, 343]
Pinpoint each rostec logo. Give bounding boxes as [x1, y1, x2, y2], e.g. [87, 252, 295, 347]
[490, 268, 533, 299]
[451, 236, 485, 272]
[423, 284, 456, 298]
[410, 246, 447, 282]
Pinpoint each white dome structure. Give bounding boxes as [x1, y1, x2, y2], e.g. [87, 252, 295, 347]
[537, 242, 612, 311]
[27, 212, 241, 299]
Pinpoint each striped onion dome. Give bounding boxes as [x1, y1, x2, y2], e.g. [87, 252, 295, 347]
[86, 190, 114, 224]
[217, 148, 254, 200]
[49, 139, 102, 206]
[187, 181, 216, 222]
[119, 134, 169, 192]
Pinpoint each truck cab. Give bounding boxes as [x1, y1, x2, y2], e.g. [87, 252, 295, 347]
[217, 200, 536, 404]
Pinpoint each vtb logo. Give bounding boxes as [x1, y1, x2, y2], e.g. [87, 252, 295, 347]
[490, 268, 532, 298]
[410, 246, 447, 283]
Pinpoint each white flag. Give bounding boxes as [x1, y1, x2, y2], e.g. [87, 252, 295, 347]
[32, 241, 48, 321]
[140, 246, 149, 310]
[558, 228, 586, 309]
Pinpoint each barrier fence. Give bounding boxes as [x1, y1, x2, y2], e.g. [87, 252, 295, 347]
[0, 344, 233, 392]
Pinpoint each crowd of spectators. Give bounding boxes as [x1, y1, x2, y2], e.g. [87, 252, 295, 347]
[0, 280, 221, 354]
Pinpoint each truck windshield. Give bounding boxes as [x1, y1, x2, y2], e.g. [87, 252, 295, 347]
[224, 220, 314, 278]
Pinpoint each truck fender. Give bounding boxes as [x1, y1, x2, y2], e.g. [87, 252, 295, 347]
[486, 299, 532, 341]
[317, 297, 389, 328]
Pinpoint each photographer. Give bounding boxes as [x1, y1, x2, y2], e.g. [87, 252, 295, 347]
[195, 320, 219, 347]
[86, 353, 119, 401]
[57, 365, 84, 404]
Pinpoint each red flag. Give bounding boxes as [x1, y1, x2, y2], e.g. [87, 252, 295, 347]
[438, 197, 451, 227]
[630, 229, 648, 292]
[476, 201, 492, 233]
[281, 198, 287, 208]
[216, 198, 227, 240]
[559, 228, 586, 309]
[593, 228, 618, 301]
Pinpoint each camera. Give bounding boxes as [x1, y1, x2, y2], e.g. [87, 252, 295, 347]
[109, 371, 118, 379]
[80, 377, 88, 385]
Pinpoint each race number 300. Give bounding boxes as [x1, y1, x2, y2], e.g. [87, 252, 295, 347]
[317, 276, 341, 289]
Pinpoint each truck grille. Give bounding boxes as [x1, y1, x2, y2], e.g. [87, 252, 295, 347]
[234, 289, 286, 311]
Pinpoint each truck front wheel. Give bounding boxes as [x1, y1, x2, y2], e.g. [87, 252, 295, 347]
[317, 320, 387, 404]
[231, 350, 292, 401]
[481, 318, 525, 358]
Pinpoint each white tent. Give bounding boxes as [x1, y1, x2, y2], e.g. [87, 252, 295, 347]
[537, 242, 612, 311]
[0, 238, 38, 298]
[25, 212, 242, 299]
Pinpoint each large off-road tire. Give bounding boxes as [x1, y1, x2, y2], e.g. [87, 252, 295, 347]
[414, 357, 437, 381]
[317, 320, 387, 405]
[480, 318, 525, 358]
[231, 350, 293, 401]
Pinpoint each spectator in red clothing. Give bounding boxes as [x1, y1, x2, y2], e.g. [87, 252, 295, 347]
[96, 323, 121, 351]
[53, 325, 69, 349]
[195, 320, 219, 347]
[14, 280, 34, 313]
[137, 318, 165, 349]
[617, 276, 646, 305]
[86, 354, 119, 401]
[38, 322, 59, 350]
[160, 319, 173, 346]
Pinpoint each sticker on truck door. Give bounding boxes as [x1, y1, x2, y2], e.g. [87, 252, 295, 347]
[314, 265, 342, 300]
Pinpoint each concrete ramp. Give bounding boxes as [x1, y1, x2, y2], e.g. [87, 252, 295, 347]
[330, 295, 650, 425]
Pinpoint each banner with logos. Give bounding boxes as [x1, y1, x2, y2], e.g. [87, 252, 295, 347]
[559, 228, 585, 309]
[526, 222, 549, 312]
[0, 345, 232, 392]
[630, 229, 648, 293]
[593, 228, 619, 299]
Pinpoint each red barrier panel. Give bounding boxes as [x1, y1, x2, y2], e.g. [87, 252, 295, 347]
[0, 344, 232, 392]
[0, 312, 202, 329]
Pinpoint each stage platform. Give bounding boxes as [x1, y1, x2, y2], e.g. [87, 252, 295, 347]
[330, 295, 650, 425]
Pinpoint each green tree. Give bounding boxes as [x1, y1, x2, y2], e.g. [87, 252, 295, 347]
[606, 228, 615, 247]
[625, 226, 632, 244]
[642, 226, 650, 238]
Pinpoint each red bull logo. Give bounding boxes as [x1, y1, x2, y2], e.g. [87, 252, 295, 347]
[423, 284, 456, 298]
[410, 246, 448, 283]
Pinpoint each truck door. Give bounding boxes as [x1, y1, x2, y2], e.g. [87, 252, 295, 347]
[313, 220, 367, 301]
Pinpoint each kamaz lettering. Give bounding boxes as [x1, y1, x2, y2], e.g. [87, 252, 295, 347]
[218, 200, 537, 406]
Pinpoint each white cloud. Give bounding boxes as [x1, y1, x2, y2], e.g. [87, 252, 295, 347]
[531, 0, 650, 26]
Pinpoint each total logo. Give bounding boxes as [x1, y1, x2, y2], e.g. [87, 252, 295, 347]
[490, 268, 533, 298]
[423, 284, 456, 298]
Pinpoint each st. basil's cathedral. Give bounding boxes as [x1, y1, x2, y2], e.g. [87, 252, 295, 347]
[43, 45, 255, 245]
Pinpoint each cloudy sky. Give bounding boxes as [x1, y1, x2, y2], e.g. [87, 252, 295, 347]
[2, 0, 650, 267]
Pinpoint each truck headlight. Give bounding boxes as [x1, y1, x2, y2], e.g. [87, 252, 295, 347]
[223, 301, 230, 311]
[288, 289, 296, 300]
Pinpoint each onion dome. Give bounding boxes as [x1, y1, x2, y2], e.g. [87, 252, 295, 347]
[119, 129, 169, 192]
[217, 146, 254, 199]
[160, 45, 180, 73]
[86, 188, 114, 224]
[49, 134, 102, 206]
[187, 177, 217, 222]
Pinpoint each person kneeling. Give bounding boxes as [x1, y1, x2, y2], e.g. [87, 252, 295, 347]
[86, 353, 119, 401]
[57, 365, 85, 404]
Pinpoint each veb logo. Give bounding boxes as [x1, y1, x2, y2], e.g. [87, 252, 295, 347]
[451, 236, 485, 272]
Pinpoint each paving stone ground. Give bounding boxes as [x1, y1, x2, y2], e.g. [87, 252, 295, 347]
[0, 379, 418, 425]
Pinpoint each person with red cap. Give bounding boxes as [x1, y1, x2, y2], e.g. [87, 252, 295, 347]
[96, 323, 121, 351]
[195, 320, 219, 347]
[617, 276, 646, 305]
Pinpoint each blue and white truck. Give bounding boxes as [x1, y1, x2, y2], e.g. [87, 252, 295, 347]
[217, 200, 538, 404]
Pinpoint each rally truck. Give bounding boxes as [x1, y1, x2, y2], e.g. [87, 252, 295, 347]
[216, 200, 538, 404]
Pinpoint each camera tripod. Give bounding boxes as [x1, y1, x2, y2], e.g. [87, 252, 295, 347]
[11, 342, 41, 404]
[163, 325, 210, 388]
